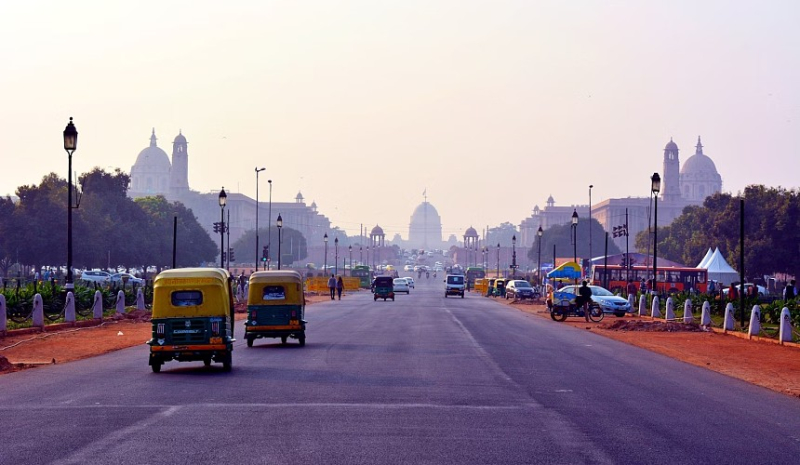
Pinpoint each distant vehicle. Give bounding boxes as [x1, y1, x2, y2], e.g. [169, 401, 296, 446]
[404, 265, 414, 272]
[465, 267, 485, 287]
[393, 278, 410, 294]
[590, 264, 708, 294]
[351, 265, 372, 288]
[79, 270, 111, 285]
[722, 283, 766, 297]
[558, 284, 631, 317]
[404, 277, 415, 289]
[110, 272, 144, 286]
[505, 280, 537, 300]
[445, 274, 465, 298]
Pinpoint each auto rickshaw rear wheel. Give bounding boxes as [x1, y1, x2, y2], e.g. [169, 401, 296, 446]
[222, 354, 232, 372]
[246, 337, 254, 347]
[298, 334, 306, 346]
[151, 361, 162, 373]
[203, 358, 212, 367]
[281, 336, 288, 344]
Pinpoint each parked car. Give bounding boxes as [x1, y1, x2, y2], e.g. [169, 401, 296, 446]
[721, 283, 766, 297]
[393, 278, 410, 294]
[78, 270, 111, 285]
[404, 277, 415, 289]
[559, 284, 631, 317]
[505, 280, 537, 300]
[110, 272, 144, 286]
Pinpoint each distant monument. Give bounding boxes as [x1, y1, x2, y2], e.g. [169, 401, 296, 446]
[407, 190, 443, 250]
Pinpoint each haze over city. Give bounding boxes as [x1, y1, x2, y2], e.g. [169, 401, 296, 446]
[2, 0, 798, 238]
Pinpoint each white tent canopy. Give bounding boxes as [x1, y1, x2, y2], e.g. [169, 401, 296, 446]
[702, 248, 739, 285]
[697, 248, 714, 268]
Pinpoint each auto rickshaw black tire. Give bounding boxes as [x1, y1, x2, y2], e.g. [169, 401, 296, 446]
[298, 334, 306, 346]
[246, 337, 254, 348]
[222, 354, 232, 372]
[460, 293, 464, 298]
[151, 361, 162, 373]
[550, 309, 568, 322]
[392, 297, 395, 301]
[374, 295, 378, 301]
[281, 336, 288, 345]
[204, 358, 212, 366]
[588, 305, 604, 323]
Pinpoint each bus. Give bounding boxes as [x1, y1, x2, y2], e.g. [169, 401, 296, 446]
[590, 264, 708, 294]
[351, 265, 372, 288]
[465, 267, 486, 288]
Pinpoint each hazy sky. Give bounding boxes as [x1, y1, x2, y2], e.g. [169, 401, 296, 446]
[2, 1, 799, 239]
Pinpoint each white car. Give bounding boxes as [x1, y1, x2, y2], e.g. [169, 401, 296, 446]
[393, 278, 410, 294]
[404, 277, 415, 289]
[110, 273, 145, 286]
[78, 270, 111, 285]
[403, 265, 414, 272]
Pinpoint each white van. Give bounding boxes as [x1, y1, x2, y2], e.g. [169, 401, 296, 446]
[445, 274, 465, 298]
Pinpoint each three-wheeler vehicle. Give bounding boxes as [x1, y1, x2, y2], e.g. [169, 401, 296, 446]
[493, 278, 506, 298]
[547, 290, 604, 322]
[372, 276, 394, 301]
[147, 268, 235, 372]
[245, 270, 306, 347]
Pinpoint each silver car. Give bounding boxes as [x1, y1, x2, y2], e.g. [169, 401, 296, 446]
[559, 284, 631, 317]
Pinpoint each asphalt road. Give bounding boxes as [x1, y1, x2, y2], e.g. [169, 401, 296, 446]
[2, 275, 800, 464]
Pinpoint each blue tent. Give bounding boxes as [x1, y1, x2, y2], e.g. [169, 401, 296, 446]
[547, 261, 582, 281]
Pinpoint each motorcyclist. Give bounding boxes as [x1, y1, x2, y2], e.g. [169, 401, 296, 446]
[577, 280, 593, 322]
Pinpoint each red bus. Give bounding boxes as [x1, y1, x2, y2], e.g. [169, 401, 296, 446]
[590, 264, 708, 294]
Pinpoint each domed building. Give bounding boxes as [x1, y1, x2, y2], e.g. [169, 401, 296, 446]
[408, 201, 443, 250]
[680, 137, 722, 202]
[128, 129, 189, 199]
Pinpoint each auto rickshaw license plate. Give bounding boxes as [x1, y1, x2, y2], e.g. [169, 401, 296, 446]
[209, 337, 223, 344]
[289, 319, 299, 325]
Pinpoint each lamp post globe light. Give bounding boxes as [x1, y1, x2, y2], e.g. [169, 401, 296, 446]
[651, 173, 661, 295]
[255, 168, 265, 269]
[335, 237, 339, 276]
[359, 246, 363, 265]
[511, 235, 517, 278]
[323, 233, 328, 272]
[218, 188, 227, 268]
[571, 209, 578, 284]
[537, 226, 543, 287]
[63, 118, 78, 290]
[276, 213, 283, 270]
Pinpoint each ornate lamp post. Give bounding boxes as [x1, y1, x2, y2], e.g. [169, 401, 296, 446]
[276, 213, 283, 270]
[537, 226, 543, 286]
[359, 245, 363, 265]
[335, 237, 339, 276]
[267, 179, 272, 270]
[349, 245, 353, 276]
[511, 235, 517, 278]
[496, 243, 500, 278]
[571, 209, 578, 284]
[218, 188, 227, 268]
[63, 118, 78, 290]
[323, 233, 328, 272]
[589, 184, 594, 261]
[651, 173, 661, 295]
[255, 167, 265, 270]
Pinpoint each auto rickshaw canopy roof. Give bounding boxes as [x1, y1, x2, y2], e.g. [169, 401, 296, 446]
[547, 261, 582, 281]
[248, 270, 305, 306]
[152, 267, 232, 318]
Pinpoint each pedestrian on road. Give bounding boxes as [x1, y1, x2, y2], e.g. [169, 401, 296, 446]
[336, 276, 344, 300]
[328, 274, 336, 300]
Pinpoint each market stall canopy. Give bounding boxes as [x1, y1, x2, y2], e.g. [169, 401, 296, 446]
[697, 248, 714, 268]
[702, 248, 739, 285]
[547, 261, 582, 281]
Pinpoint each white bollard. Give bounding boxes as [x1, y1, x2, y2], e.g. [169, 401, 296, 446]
[64, 291, 76, 323]
[638, 295, 647, 317]
[779, 307, 793, 343]
[700, 301, 712, 327]
[0, 294, 6, 334]
[683, 299, 693, 324]
[116, 290, 126, 314]
[651, 296, 661, 318]
[93, 291, 104, 319]
[32, 293, 44, 328]
[724, 303, 735, 331]
[136, 288, 145, 310]
[665, 297, 675, 321]
[748, 305, 761, 338]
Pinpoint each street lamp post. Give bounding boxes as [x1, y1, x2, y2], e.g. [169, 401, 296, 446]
[255, 167, 265, 270]
[323, 233, 328, 272]
[267, 180, 272, 270]
[359, 246, 363, 265]
[589, 184, 593, 261]
[335, 237, 339, 276]
[511, 235, 517, 278]
[651, 173, 661, 295]
[63, 118, 78, 290]
[571, 209, 578, 284]
[537, 226, 543, 286]
[349, 245, 353, 276]
[496, 243, 500, 278]
[276, 213, 283, 270]
[218, 188, 227, 268]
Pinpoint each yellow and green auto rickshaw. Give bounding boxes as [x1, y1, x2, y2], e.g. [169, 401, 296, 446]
[245, 270, 306, 347]
[147, 268, 235, 372]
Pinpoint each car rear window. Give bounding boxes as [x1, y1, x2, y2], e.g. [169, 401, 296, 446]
[262, 285, 286, 301]
[172, 290, 203, 307]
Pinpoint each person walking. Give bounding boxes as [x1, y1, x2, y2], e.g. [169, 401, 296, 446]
[626, 279, 637, 299]
[336, 276, 344, 300]
[327, 274, 337, 300]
